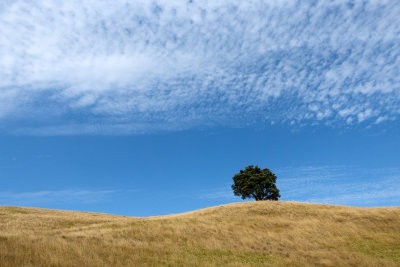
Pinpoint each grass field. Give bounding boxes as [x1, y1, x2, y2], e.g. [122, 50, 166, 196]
[0, 201, 399, 266]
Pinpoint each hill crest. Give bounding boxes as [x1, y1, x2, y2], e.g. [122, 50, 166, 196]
[1, 201, 399, 266]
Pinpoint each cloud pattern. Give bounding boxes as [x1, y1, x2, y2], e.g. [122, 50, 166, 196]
[0, 0, 399, 134]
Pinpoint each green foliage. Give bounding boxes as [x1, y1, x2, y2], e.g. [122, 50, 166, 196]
[231, 165, 280, 201]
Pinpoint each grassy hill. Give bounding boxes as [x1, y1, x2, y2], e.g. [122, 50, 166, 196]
[0, 201, 399, 266]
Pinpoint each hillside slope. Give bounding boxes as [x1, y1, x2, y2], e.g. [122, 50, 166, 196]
[0, 201, 399, 266]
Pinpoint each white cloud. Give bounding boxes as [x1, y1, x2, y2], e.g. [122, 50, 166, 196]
[0, 0, 399, 134]
[375, 115, 389, 124]
[357, 108, 374, 122]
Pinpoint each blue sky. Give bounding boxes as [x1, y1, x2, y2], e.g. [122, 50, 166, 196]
[0, 0, 399, 216]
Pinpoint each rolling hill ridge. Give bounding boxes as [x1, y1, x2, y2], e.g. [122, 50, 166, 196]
[1, 201, 399, 266]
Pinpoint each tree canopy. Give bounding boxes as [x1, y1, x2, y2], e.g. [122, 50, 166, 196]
[231, 165, 280, 201]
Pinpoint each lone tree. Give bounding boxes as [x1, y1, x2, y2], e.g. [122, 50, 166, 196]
[231, 165, 280, 201]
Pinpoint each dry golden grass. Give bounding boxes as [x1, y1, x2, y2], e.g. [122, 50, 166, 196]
[0, 201, 399, 266]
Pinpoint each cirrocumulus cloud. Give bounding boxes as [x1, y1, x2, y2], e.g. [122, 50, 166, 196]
[0, 0, 399, 134]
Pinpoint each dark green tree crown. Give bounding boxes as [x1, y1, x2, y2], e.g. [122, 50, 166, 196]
[231, 165, 280, 201]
